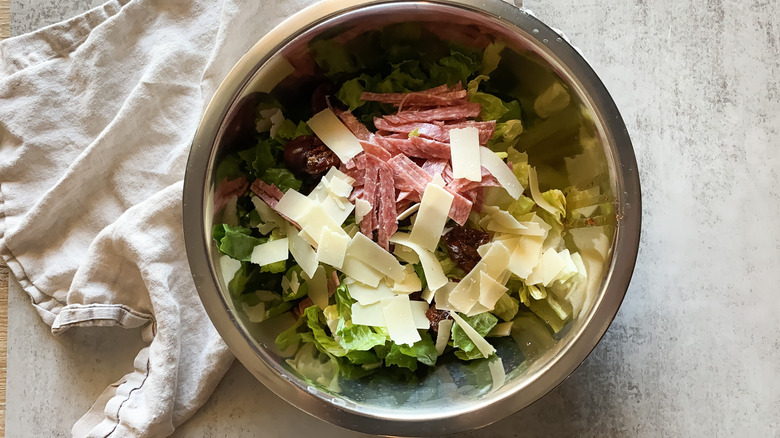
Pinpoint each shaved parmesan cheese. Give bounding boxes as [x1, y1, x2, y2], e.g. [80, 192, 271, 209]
[393, 244, 420, 264]
[450, 312, 495, 358]
[435, 319, 454, 355]
[433, 282, 457, 311]
[347, 233, 405, 282]
[307, 108, 364, 163]
[480, 147, 523, 199]
[508, 235, 544, 279]
[410, 300, 430, 329]
[346, 280, 394, 305]
[528, 167, 557, 215]
[351, 302, 385, 327]
[527, 248, 567, 286]
[285, 223, 318, 279]
[390, 233, 448, 291]
[396, 203, 420, 221]
[305, 266, 329, 310]
[478, 271, 508, 310]
[480, 241, 511, 279]
[392, 264, 423, 293]
[252, 196, 284, 224]
[381, 295, 422, 346]
[447, 265, 481, 313]
[219, 255, 241, 291]
[275, 189, 315, 222]
[450, 127, 482, 181]
[409, 183, 454, 252]
[354, 199, 372, 224]
[250, 238, 289, 267]
[324, 166, 355, 185]
[340, 255, 382, 287]
[316, 228, 350, 269]
[465, 302, 491, 317]
[421, 287, 435, 303]
[299, 205, 348, 245]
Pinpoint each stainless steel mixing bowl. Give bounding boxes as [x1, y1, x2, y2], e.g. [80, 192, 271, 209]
[183, 0, 641, 435]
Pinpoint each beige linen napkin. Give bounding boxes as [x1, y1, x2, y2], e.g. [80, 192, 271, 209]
[0, 0, 313, 435]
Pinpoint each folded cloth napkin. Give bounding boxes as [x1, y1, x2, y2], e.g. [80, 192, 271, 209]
[0, 0, 522, 436]
[0, 0, 316, 435]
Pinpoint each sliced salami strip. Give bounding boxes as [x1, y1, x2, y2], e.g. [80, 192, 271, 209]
[335, 109, 371, 141]
[381, 103, 482, 124]
[360, 139, 393, 161]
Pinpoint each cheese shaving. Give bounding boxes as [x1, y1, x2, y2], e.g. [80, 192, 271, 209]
[250, 238, 289, 267]
[409, 183, 454, 252]
[389, 233, 448, 291]
[347, 233, 405, 282]
[307, 108, 364, 163]
[450, 127, 482, 181]
[381, 295, 422, 346]
[479, 147, 523, 199]
[435, 319, 454, 355]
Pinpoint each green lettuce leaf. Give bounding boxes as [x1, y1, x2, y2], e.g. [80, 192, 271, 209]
[261, 168, 302, 193]
[275, 119, 312, 141]
[398, 333, 437, 367]
[506, 147, 530, 188]
[333, 284, 386, 351]
[493, 293, 520, 322]
[429, 50, 480, 87]
[541, 189, 567, 223]
[451, 312, 497, 361]
[336, 73, 377, 110]
[227, 262, 283, 299]
[507, 195, 536, 219]
[212, 224, 266, 262]
[385, 343, 420, 371]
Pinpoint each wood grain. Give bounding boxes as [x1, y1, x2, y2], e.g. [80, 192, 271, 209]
[1, 2, 10, 436]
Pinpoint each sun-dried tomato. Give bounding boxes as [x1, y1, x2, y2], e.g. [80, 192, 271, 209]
[426, 305, 451, 332]
[442, 224, 490, 272]
[283, 135, 341, 178]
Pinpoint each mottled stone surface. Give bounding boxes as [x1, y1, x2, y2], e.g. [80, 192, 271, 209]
[7, 0, 780, 437]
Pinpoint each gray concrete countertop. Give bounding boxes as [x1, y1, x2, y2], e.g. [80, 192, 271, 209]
[6, 0, 780, 436]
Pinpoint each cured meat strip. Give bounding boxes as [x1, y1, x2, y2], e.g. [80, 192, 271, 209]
[446, 189, 473, 225]
[389, 155, 472, 225]
[359, 162, 379, 238]
[360, 90, 468, 107]
[389, 155, 432, 195]
[215, 176, 248, 212]
[378, 136, 425, 158]
[360, 139, 393, 161]
[381, 103, 482, 124]
[335, 109, 371, 141]
[421, 159, 448, 177]
[376, 158, 398, 251]
[374, 120, 449, 143]
[374, 119, 496, 145]
[446, 167, 500, 193]
[409, 136, 451, 159]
